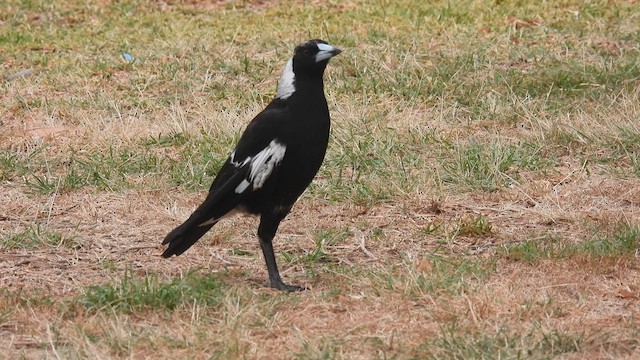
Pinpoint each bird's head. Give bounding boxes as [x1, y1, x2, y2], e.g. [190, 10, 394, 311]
[293, 39, 342, 69]
[276, 39, 341, 100]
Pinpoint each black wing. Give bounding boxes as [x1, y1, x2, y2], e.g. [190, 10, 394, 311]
[161, 101, 289, 257]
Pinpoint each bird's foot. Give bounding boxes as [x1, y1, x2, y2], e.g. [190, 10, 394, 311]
[270, 280, 306, 292]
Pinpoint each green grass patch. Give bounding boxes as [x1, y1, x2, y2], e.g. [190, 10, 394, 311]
[23, 146, 166, 194]
[0, 288, 57, 309]
[417, 324, 587, 359]
[0, 149, 27, 181]
[283, 227, 351, 266]
[15, 130, 235, 194]
[77, 270, 227, 313]
[454, 214, 494, 237]
[293, 338, 343, 360]
[582, 225, 640, 257]
[407, 254, 496, 296]
[0, 224, 77, 249]
[440, 142, 553, 191]
[314, 227, 351, 246]
[500, 226, 640, 263]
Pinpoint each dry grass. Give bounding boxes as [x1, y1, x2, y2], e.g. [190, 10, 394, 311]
[2, 0, 640, 358]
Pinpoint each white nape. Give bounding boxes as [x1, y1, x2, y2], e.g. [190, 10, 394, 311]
[276, 58, 295, 99]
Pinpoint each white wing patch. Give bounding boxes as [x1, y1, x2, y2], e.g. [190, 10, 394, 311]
[276, 58, 295, 100]
[234, 179, 250, 194]
[234, 140, 287, 194]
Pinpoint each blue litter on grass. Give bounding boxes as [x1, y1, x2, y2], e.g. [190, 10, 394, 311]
[122, 53, 135, 62]
[4, 68, 35, 81]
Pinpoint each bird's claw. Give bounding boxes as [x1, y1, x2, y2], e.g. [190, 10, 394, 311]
[271, 281, 306, 292]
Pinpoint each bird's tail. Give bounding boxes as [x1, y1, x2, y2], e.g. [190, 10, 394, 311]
[161, 220, 215, 258]
[162, 167, 246, 258]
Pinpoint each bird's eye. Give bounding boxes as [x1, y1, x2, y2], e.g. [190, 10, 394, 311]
[302, 49, 311, 56]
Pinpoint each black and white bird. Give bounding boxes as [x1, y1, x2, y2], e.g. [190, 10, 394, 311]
[161, 39, 341, 291]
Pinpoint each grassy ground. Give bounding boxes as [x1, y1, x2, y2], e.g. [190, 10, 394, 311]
[2, 0, 640, 358]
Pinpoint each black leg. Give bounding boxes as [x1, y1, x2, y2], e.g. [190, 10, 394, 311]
[258, 213, 305, 292]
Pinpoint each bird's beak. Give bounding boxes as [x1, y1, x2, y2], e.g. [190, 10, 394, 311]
[315, 43, 342, 63]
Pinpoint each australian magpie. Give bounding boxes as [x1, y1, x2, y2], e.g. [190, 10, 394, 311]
[161, 39, 341, 292]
